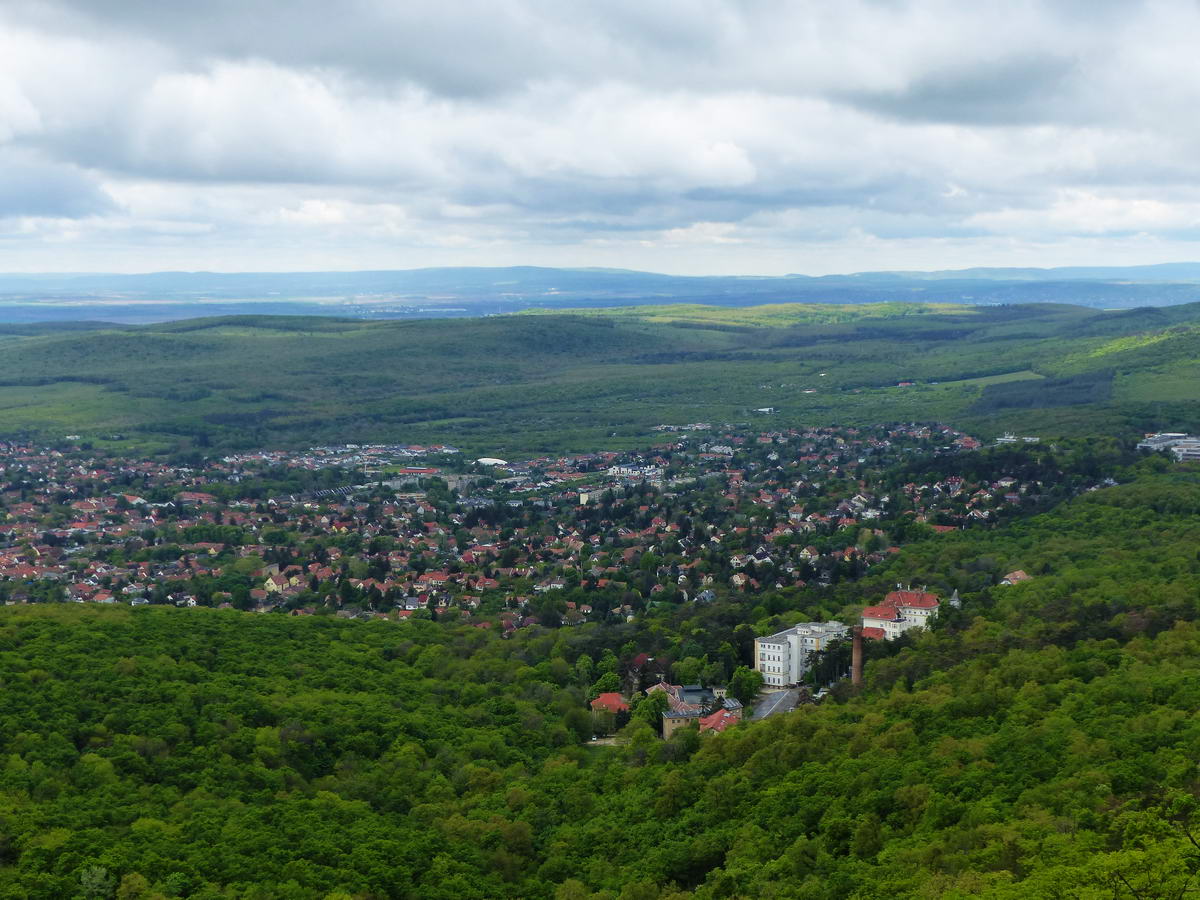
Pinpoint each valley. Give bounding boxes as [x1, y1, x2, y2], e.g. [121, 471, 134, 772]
[0, 301, 1197, 898]
[0, 301, 1196, 458]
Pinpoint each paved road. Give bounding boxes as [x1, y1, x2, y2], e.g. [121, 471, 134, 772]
[751, 688, 803, 720]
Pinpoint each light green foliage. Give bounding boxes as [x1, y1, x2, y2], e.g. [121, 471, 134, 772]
[0, 607, 587, 897]
[0, 470, 1199, 895]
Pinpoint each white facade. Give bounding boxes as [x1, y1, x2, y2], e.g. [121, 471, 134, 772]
[1137, 433, 1192, 450]
[1170, 441, 1200, 461]
[861, 591, 940, 641]
[861, 609, 905, 640]
[1137, 433, 1200, 459]
[754, 621, 850, 688]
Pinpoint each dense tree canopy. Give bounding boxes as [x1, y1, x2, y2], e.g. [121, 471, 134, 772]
[1, 468, 1199, 897]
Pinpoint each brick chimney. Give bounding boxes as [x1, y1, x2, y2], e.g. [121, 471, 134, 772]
[851, 625, 863, 686]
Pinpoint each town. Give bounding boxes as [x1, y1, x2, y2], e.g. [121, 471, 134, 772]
[0, 421, 1109, 734]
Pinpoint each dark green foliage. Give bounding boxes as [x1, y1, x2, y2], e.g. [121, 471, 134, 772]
[970, 370, 1114, 412]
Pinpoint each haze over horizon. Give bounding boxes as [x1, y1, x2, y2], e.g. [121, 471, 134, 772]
[5, 1, 1200, 276]
[9, 260, 1200, 281]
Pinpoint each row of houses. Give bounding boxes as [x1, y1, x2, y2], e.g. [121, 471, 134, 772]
[590, 683, 745, 737]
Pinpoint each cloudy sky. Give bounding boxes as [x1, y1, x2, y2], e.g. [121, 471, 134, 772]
[2, 0, 1200, 275]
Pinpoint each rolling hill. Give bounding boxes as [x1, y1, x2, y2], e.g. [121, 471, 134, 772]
[0, 301, 1197, 455]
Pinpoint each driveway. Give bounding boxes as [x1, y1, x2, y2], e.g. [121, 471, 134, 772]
[751, 687, 804, 720]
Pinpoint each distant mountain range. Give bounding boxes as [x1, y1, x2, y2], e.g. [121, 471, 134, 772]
[3, 263, 1200, 323]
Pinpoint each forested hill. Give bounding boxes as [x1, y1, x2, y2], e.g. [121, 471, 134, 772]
[0, 300, 1199, 455]
[2, 465, 1199, 898]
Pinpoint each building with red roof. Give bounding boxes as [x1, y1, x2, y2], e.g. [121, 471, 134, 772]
[861, 605, 899, 621]
[861, 586, 940, 640]
[699, 708, 742, 734]
[590, 692, 630, 715]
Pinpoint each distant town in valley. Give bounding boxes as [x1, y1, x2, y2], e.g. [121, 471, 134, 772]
[4, 419, 1157, 737]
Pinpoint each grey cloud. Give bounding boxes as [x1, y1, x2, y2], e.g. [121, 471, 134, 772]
[0, 154, 114, 219]
[841, 53, 1083, 125]
[8, 0, 640, 97]
[9, 0, 1116, 108]
[3, 0, 1200, 272]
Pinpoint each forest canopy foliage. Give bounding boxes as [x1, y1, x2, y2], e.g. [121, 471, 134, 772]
[2, 467, 1200, 897]
[0, 300, 1199, 454]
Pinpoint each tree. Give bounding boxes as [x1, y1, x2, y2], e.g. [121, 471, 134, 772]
[673, 656, 703, 685]
[78, 865, 115, 900]
[574, 653, 594, 685]
[562, 706, 592, 743]
[851, 814, 883, 859]
[597, 649, 619, 675]
[116, 873, 152, 900]
[590, 672, 621, 696]
[631, 690, 670, 734]
[729, 666, 764, 705]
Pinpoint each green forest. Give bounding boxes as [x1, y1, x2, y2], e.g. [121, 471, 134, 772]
[0, 300, 1199, 454]
[3, 465, 1200, 898]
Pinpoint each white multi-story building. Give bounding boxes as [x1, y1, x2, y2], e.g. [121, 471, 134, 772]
[1137, 432, 1192, 450]
[754, 621, 850, 688]
[1173, 442, 1200, 461]
[1137, 433, 1200, 459]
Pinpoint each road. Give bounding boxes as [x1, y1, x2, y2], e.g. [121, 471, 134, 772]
[751, 687, 804, 720]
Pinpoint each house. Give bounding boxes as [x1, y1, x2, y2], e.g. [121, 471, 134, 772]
[176, 491, 217, 506]
[262, 573, 290, 593]
[590, 692, 629, 715]
[1137, 432, 1200, 460]
[1001, 570, 1032, 585]
[661, 689, 743, 738]
[861, 587, 940, 640]
[698, 707, 742, 734]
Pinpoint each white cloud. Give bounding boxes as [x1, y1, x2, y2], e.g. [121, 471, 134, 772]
[3, 1, 1200, 272]
[968, 189, 1200, 236]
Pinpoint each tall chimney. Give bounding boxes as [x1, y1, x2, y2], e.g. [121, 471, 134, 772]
[851, 626, 863, 686]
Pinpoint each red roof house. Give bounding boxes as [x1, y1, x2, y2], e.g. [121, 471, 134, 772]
[590, 692, 630, 714]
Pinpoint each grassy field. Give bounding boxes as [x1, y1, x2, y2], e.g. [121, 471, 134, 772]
[0, 302, 1196, 454]
[520, 301, 980, 328]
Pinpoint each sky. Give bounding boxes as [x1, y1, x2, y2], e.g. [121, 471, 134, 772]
[3, 0, 1200, 275]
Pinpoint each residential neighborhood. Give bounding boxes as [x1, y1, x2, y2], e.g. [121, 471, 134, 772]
[0, 423, 1034, 619]
[0, 423, 1089, 628]
[0, 420, 1093, 737]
